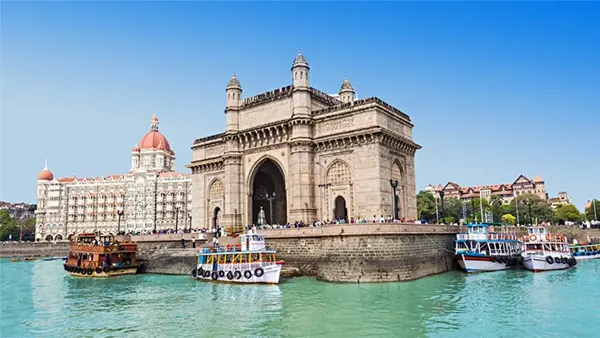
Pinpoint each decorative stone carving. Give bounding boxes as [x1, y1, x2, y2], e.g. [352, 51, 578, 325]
[317, 117, 354, 134]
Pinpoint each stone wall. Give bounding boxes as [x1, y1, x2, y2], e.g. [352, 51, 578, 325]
[0, 242, 70, 258]
[260, 224, 458, 282]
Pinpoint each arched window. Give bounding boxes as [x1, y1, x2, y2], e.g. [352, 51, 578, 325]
[209, 180, 224, 200]
[326, 161, 351, 186]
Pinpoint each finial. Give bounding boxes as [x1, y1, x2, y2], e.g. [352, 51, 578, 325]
[44, 158, 48, 170]
[298, 49, 302, 55]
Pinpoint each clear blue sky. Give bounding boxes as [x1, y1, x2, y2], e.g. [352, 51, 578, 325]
[1, 2, 598, 210]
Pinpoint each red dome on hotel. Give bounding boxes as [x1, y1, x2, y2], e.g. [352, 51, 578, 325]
[38, 169, 54, 181]
[139, 115, 173, 153]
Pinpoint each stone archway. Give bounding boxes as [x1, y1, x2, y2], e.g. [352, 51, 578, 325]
[391, 160, 406, 220]
[45, 234, 53, 241]
[55, 234, 64, 241]
[333, 196, 348, 221]
[213, 207, 221, 228]
[250, 158, 287, 225]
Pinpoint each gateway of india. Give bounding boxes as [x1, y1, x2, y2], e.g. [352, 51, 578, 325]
[187, 52, 421, 229]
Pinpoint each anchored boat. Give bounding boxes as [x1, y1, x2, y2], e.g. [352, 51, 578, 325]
[63, 232, 138, 277]
[455, 223, 522, 273]
[192, 230, 284, 284]
[521, 226, 576, 272]
[570, 243, 600, 260]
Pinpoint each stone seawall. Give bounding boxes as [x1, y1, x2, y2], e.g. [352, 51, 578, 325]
[261, 224, 458, 283]
[0, 242, 70, 258]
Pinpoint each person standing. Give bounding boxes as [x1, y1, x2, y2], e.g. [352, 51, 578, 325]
[191, 236, 196, 248]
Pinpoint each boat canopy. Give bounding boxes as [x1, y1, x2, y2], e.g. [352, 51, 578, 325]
[240, 230, 266, 251]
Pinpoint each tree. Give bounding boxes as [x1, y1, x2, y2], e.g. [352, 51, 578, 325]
[489, 195, 504, 222]
[507, 193, 554, 224]
[0, 210, 16, 241]
[585, 199, 599, 221]
[443, 197, 463, 223]
[416, 190, 437, 222]
[501, 214, 516, 225]
[553, 204, 581, 224]
[0, 210, 36, 241]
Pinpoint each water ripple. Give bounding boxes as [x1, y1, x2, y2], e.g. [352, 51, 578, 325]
[1, 259, 599, 337]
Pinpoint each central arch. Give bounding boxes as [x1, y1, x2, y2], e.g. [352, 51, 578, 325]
[213, 207, 221, 228]
[249, 158, 287, 225]
[334, 196, 348, 221]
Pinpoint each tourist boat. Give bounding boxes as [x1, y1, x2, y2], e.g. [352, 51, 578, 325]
[521, 226, 576, 272]
[570, 243, 600, 260]
[63, 232, 138, 277]
[455, 223, 522, 273]
[192, 230, 284, 284]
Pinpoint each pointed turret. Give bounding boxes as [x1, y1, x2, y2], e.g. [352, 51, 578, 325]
[225, 73, 242, 132]
[339, 77, 355, 103]
[291, 50, 310, 88]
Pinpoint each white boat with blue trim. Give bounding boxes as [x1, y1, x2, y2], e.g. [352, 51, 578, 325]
[455, 223, 522, 273]
[192, 230, 284, 284]
[521, 226, 576, 272]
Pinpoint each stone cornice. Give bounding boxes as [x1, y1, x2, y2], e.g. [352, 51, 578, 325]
[193, 133, 225, 147]
[380, 130, 422, 156]
[314, 127, 381, 152]
[309, 87, 342, 106]
[240, 85, 293, 109]
[186, 158, 224, 174]
[312, 97, 411, 122]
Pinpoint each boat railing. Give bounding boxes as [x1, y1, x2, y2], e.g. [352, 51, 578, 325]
[522, 233, 567, 243]
[70, 242, 136, 253]
[201, 244, 243, 254]
[456, 233, 519, 241]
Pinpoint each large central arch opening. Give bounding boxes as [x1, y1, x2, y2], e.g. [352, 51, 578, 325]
[251, 159, 287, 225]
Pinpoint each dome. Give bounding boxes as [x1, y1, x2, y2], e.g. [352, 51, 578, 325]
[139, 115, 173, 153]
[38, 168, 54, 181]
[340, 77, 354, 93]
[291, 50, 309, 69]
[132, 144, 140, 152]
[226, 74, 241, 89]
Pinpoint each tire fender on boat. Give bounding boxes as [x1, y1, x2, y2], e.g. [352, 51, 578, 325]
[561, 257, 568, 264]
[234, 271, 242, 280]
[191, 268, 197, 277]
[86, 269, 93, 275]
[254, 267, 264, 278]
[211, 271, 218, 280]
[95, 267, 102, 274]
[244, 270, 252, 279]
[226, 271, 234, 280]
[103, 266, 110, 273]
[546, 256, 554, 264]
[218, 270, 225, 278]
[204, 270, 210, 278]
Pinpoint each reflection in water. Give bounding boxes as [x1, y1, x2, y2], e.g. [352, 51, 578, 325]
[1, 260, 599, 338]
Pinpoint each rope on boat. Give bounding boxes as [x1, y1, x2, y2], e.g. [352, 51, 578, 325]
[423, 233, 455, 254]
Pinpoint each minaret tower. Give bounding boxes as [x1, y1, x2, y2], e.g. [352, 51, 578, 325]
[225, 74, 242, 133]
[289, 51, 317, 222]
[221, 74, 243, 229]
[339, 77, 355, 103]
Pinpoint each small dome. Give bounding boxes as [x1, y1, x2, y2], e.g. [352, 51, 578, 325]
[132, 144, 140, 152]
[340, 77, 354, 93]
[291, 50, 309, 69]
[151, 114, 158, 122]
[226, 74, 241, 89]
[38, 169, 54, 181]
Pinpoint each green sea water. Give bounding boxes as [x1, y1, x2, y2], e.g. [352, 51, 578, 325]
[1, 259, 599, 338]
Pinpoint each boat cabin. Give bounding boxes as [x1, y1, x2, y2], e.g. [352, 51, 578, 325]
[240, 232, 266, 251]
[67, 232, 137, 272]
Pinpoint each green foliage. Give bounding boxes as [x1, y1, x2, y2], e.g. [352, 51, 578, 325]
[442, 216, 456, 224]
[585, 199, 599, 221]
[553, 204, 581, 223]
[0, 210, 36, 241]
[442, 197, 464, 222]
[501, 213, 516, 225]
[416, 190, 437, 222]
[506, 193, 554, 224]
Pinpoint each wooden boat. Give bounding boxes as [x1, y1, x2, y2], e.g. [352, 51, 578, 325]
[24, 257, 39, 261]
[63, 232, 138, 277]
[192, 229, 284, 284]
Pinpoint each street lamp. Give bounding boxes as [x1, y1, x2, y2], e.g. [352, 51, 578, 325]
[188, 212, 192, 231]
[439, 190, 446, 222]
[525, 200, 533, 226]
[389, 179, 399, 220]
[265, 192, 276, 224]
[117, 208, 124, 234]
[175, 206, 180, 232]
[316, 161, 330, 221]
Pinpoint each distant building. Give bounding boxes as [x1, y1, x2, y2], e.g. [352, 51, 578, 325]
[429, 175, 570, 207]
[0, 202, 35, 219]
[548, 192, 571, 208]
[35, 116, 192, 241]
[430, 174, 548, 204]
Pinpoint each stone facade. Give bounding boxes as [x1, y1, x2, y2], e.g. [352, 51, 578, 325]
[187, 52, 421, 229]
[35, 116, 192, 241]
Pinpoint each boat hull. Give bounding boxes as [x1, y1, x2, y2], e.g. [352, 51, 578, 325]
[456, 254, 515, 273]
[64, 264, 138, 277]
[522, 255, 572, 272]
[573, 253, 600, 261]
[194, 264, 282, 284]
